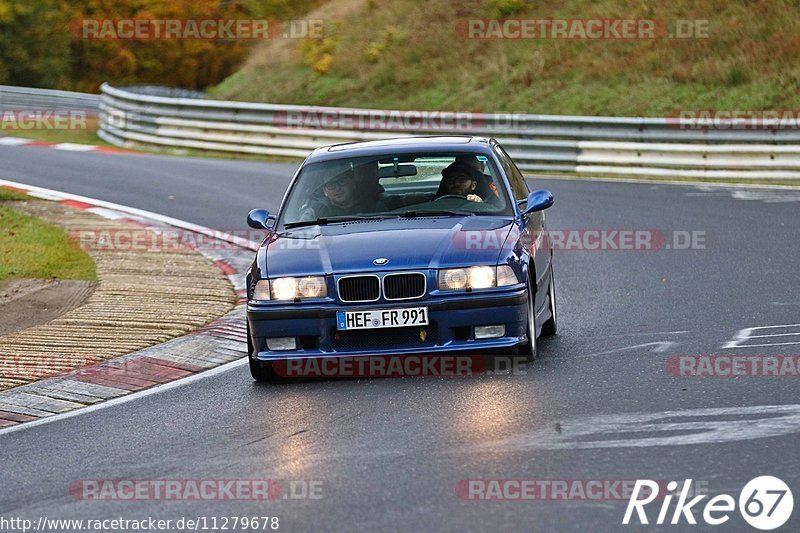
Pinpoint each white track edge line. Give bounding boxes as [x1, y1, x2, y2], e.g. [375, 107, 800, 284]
[0, 179, 258, 436]
[0, 359, 247, 437]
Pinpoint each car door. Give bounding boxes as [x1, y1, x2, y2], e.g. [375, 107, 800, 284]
[493, 143, 550, 314]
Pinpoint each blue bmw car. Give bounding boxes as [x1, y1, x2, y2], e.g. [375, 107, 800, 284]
[245, 136, 556, 380]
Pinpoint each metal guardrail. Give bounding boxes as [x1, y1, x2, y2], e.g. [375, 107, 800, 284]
[6, 84, 800, 179]
[97, 84, 800, 179]
[0, 85, 99, 112]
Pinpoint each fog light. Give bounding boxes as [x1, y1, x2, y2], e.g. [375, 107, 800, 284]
[474, 325, 505, 339]
[266, 337, 297, 351]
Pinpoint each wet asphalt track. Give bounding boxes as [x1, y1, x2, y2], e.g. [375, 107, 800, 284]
[1, 144, 799, 532]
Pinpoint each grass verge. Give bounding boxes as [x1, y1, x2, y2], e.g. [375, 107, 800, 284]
[213, 0, 800, 117]
[0, 189, 96, 281]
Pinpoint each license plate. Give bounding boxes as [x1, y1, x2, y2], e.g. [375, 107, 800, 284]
[336, 307, 429, 330]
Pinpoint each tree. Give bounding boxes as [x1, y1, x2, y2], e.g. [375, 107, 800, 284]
[0, 0, 71, 88]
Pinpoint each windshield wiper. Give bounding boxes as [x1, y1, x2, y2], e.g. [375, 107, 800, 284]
[397, 210, 475, 217]
[284, 210, 475, 228]
[284, 215, 393, 229]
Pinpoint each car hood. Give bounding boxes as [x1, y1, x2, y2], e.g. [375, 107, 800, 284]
[262, 217, 514, 277]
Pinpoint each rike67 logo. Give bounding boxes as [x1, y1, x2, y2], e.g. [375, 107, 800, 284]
[623, 477, 793, 530]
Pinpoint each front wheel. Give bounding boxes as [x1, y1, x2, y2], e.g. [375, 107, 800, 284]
[249, 356, 278, 382]
[247, 322, 279, 382]
[541, 265, 557, 336]
[517, 274, 538, 363]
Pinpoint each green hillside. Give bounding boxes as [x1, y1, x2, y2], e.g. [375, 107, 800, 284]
[212, 0, 800, 115]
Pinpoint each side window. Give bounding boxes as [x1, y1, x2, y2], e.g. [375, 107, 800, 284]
[494, 144, 529, 200]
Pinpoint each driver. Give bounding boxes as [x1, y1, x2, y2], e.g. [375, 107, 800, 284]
[455, 154, 500, 199]
[437, 162, 483, 202]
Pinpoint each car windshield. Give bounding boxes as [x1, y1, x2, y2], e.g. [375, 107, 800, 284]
[279, 152, 513, 228]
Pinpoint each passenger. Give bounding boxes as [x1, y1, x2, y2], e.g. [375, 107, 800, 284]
[308, 168, 375, 218]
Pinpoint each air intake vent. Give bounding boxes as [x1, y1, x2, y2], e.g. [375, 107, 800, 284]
[338, 275, 380, 302]
[383, 273, 426, 300]
[331, 324, 437, 350]
[341, 219, 384, 227]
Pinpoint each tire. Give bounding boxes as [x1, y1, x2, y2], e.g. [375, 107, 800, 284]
[247, 322, 278, 382]
[246, 321, 253, 358]
[541, 265, 558, 337]
[518, 274, 538, 363]
[249, 356, 278, 382]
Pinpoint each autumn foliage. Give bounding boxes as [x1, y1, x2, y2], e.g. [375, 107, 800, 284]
[0, 0, 324, 91]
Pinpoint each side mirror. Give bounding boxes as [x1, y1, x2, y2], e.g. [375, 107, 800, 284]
[519, 189, 554, 216]
[247, 209, 276, 230]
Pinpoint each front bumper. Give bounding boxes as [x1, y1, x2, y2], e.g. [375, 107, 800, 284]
[247, 288, 528, 361]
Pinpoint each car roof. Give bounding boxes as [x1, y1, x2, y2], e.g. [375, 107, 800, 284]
[304, 136, 496, 164]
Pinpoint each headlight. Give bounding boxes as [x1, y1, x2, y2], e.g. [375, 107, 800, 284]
[270, 276, 327, 301]
[250, 277, 328, 301]
[439, 265, 519, 291]
[438, 268, 468, 290]
[298, 276, 326, 298]
[439, 266, 518, 291]
[468, 266, 495, 289]
[272, 277, 299, 300]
